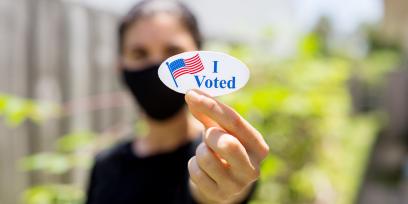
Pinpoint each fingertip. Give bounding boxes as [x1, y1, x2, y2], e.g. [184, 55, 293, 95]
[186, 89, 198, 97]
[192, 89, 213, 98]
[185, 89, 201, 105]
[206, 126, 226, 137]
[187, 156, 196, 171]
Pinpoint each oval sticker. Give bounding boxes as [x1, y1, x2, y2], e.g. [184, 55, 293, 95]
[158, 51, 249, 97]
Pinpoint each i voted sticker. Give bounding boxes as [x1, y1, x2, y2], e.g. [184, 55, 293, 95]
[158, 51, 249, 97]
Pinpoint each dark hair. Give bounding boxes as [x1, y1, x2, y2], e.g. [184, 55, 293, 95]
[118, 0, 202, 54]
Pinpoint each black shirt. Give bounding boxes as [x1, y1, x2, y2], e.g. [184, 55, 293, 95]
[85, 136, 256, 204]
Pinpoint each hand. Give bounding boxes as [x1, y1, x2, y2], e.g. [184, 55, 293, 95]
[185, 89, 269, 204]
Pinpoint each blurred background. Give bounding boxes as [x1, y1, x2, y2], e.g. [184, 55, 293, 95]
[1, 0, 408, 203]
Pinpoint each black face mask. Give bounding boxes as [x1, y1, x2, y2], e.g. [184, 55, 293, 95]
[121, 63, 186, 121]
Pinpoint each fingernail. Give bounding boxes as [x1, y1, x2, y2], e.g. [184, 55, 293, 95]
[186, 89, 201, 101]
[187, 89, 200, 96]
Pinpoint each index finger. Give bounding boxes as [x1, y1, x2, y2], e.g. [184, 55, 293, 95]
[185, 89, 269, 161]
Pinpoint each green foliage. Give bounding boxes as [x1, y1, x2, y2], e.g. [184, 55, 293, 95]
[57, 132, 96, 153]
[299, 33, 323, 57]
[21, 153, 72, 174]
[0, 93, 60, 126]
[354, 50, 401, 86]
[20, 131, 96, 204]
[23, 185, 83, 204]
[21, 132, 95, 173]
[212, 33, 399, 204]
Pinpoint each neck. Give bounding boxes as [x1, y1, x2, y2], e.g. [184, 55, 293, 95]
[133, 108, 202, 157]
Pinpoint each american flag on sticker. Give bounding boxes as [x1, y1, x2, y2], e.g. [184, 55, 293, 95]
[165, 53, 204, 87]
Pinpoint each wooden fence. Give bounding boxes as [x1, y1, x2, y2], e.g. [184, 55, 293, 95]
[0, 0, 135, 203]
[2, 0, 408, 204]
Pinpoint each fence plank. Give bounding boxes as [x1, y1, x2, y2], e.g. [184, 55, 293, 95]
[0, 0, 31, 203]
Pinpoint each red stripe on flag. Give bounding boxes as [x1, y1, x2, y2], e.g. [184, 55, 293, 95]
[185, 60, 201, 65]
[185, 54, 200, 62]
[172, 54, 204, 78]
[173, 65, 204, 78]
[173, 66, 203, 78]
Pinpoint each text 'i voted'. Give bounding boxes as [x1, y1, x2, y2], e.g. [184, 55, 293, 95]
[158, 51, 249, 97]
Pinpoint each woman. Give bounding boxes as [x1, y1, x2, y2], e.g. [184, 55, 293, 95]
[86, 0, 269, 203]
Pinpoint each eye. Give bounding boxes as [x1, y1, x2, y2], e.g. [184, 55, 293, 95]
[164, 45, 184, 58]
[128, 47, 148, 61]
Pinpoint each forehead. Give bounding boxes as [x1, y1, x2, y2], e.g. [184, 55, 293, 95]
[124, 13, 192, 46]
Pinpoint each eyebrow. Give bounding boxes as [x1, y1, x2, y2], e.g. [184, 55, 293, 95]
[126, 42, 146, 50]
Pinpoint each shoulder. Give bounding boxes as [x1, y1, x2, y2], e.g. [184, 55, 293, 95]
[86, 140, 133, 202]
[93, 140, 132, 169]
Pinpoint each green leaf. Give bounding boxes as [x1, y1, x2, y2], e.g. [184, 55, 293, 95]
[57, 131, 96, 152]
[260, 154, 284, 181]
[3, 96, 32, 126]
[20, 153, 71, 174]
[29, 101, 61, 123]
[0, 93, 8, 114]
[299, 33, 321, 57]
[23, 184, 84, 204]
